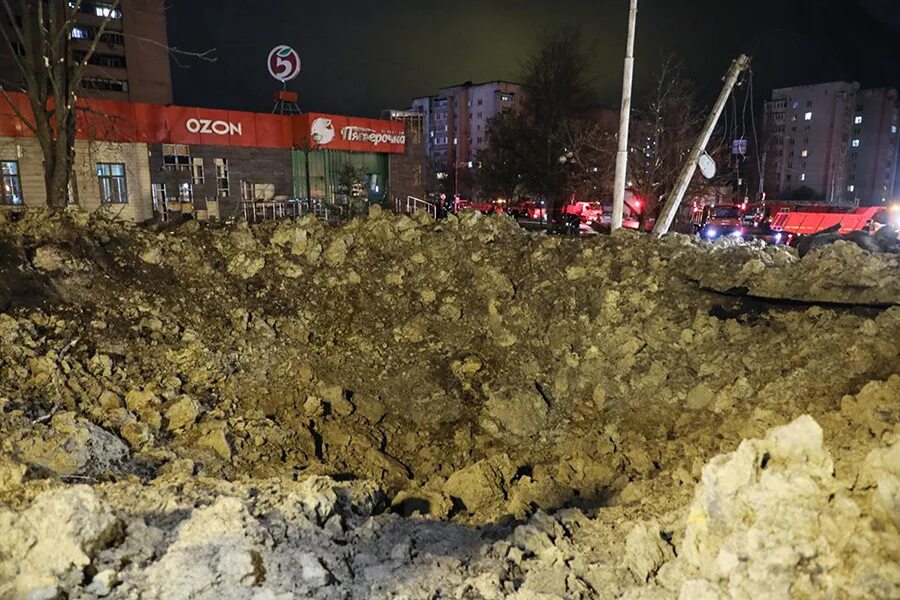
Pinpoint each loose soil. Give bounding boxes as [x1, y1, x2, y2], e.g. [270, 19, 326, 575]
[0, 207, 897, 599]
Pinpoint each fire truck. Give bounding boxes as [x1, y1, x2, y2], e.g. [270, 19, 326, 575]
[692, 199, 896, 245]
[692, 203, 747, 240]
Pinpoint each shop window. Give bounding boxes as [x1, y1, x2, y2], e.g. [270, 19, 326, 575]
[97, 163, 127, 204]
[1, 160, 23, 205]
[253, 183, 275, 200]
[215, 158, 229, 197]
[151, 183, 167, 211]
[163, 144, 190, 172]
[240, 181, 274, 201]
[240, 180, 253, 201]
[178, 182, 193, 202]
[191, 157, 204, 185]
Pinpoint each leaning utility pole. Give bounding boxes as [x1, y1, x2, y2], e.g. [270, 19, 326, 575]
[611, 0, 638, 231]
[653, 54, 751, 235]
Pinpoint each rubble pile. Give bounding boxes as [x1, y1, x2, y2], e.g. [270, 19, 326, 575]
[0, 207, 897, 598]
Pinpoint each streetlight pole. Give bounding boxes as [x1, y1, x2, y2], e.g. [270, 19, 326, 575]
[611, 0, 638, 231]
[653, 54, 751, 235]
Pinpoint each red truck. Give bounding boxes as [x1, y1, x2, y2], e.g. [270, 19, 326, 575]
[770, 206, 885, 235]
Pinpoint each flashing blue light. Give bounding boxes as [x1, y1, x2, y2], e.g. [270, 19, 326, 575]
[774, 233, 782, 243]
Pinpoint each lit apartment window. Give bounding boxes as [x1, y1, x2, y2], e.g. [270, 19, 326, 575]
[97, 163, 127, 204]
[163, 144, 190, 171]
[92, 2, 122, 18]
[854, 115, 862, 124]
[800, 173, 806, 181]
[801, 150, 808, 157]
[71, 26, 91, 40]
[1, 160, 23, 205]
[892, 125, 898, 134]
[847, 185, 855, 192]
[191, 157, 204, 185]
[215, 158, 229, 197]
[804, 112, 812, 121]
[851, 139, 860, 147]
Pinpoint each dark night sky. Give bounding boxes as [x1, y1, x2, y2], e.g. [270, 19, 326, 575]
[166, 0, 900, 117]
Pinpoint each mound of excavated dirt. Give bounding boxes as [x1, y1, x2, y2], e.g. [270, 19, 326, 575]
[0, 207, 897, 599]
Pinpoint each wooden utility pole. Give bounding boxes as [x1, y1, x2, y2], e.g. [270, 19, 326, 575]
[653, 54, 751, 235]
[611, 0, 638, 231]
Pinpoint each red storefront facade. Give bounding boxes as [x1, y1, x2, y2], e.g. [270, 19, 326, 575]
[0, 92, 411, 221]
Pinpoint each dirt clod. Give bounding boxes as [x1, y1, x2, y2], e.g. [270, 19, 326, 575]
[0, 209, 897, 598]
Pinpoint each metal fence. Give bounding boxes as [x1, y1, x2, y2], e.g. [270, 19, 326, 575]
[394, 195, 437, 219]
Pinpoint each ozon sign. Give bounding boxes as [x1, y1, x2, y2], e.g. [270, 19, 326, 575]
[185, 118, 243, 136]
[267, 45, 301, 83]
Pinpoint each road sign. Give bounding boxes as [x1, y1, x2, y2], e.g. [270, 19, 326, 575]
[267, 45, 301, 83]
[698, 152, 716, 179]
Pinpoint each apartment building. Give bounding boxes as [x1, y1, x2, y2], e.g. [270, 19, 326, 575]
[764, 82, 898, 205]
[849, 88, 899, 205]
[0, 0, 173, 105]
[412, 80, 524, 178]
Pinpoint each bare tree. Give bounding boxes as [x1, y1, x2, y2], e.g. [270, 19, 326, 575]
[519, 28, 596, 215]
[563, 123, 616, 203]
[0, 2, 214, 211]
[627, 58, 731, 229]
[475, 110, 527, 201]
[0, 0, 124, 208]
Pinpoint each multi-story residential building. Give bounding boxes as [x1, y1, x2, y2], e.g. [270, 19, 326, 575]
[764, 82, 898, 205]
[412, 80, 524, 181]
[0, 0, 173, 105]
[849, 88, 899, 205]
[382, 109, 428, 201]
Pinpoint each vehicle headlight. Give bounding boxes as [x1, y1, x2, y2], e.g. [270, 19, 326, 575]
[705, 227, 718, 239]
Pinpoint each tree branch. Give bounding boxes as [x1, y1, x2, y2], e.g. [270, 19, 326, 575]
[0, 87, 37, 134]
[120, 32, 217, 68]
